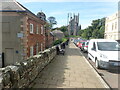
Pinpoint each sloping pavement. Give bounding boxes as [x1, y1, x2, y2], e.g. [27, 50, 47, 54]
[30, 42, 109, 88]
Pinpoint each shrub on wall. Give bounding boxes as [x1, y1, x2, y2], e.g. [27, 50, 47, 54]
[53, 38, 67, 45]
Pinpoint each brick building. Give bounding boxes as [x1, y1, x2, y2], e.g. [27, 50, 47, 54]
[0, 0, 46, 67]
[45, 30, 54, 49]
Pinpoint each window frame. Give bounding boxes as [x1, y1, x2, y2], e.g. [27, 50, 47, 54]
[36, 25, 39, 34]
[41, 26, 44, 34]
[30, 46, 34, 56]
[41, 43, 43, 51]
[36, 43, 39, 54]
[30, 23, 34, 34]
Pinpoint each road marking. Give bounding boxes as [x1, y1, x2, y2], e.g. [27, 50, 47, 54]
[77, 47, 110, 89]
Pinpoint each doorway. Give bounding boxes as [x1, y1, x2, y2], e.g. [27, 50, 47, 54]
[5, 48, 14, 66]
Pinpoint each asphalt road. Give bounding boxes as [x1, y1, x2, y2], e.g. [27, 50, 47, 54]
[78, 49, 120, 89]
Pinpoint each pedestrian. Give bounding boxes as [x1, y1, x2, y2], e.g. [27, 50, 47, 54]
[56, 46, 60, 55]
[63, 43, 66, 49]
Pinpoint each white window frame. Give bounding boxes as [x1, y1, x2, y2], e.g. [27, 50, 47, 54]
[36, 25, 39, 34]
[41, 43, 43, 51]
[36, 43, 39, 54]
[41, 26, 44, 34]
[30, 23, 34, 34]
[30, 46, 34, 56]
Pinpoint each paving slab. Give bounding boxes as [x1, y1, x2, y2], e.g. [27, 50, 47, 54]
[31, 42, 109, 88]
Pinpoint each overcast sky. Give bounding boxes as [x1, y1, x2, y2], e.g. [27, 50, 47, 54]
[17, 0, 118, 29]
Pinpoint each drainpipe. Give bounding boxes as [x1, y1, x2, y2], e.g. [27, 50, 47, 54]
[2, 52, 4, 68]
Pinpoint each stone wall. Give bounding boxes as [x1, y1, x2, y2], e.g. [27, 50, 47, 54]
[0, 46, 57, 89]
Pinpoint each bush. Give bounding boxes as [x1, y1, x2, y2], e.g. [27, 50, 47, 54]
[53, 39, 62, 45]
[62, 38, 67, 43]
[53, 38, 67, 46]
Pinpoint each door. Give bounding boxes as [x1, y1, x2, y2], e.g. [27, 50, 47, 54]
[5, 48, 14, 66]
[90, 42, 97, 62]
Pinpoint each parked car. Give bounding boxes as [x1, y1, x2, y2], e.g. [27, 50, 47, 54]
[78, 40, 87, 50]
[73, 39, 78, 45]
[74, 38, 83, 46]
[88, 39, 120, 70]
[81, 40, 89, 53]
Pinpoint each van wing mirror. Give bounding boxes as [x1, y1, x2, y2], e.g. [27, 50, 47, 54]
[91, 48, 96, 51]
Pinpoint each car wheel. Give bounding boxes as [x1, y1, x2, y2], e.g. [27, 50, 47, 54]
[95, 59, 100, 69]
[81, 48, 83, 51]
[83, 49, 85, 53]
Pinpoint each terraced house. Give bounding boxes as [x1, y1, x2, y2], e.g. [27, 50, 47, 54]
[0, 0, 47, 67]
[105, 2, 120, 43]
[105, 11, 120, 43]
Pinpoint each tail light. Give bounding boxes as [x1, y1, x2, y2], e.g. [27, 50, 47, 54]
[85, 46, 88, 47]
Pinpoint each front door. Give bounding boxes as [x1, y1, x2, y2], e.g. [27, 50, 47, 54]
[5, 48, 14, 66]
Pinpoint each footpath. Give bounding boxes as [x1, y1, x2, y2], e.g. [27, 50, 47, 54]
[30, 42, 109, 88]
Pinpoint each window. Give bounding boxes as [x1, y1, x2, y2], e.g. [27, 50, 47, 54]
[30, 23, 34, 33]
[106, 25, 108, 32]
[112, 23, 114, 30]
[41, 26, 44, 34]
[41, 43, 43, 51]
[36, 43, 39, 54]
[36, 25, 39, 34]
[115, 22, 117, 29]
[30, 46, 34, 56]
[93, 42, 96, 51]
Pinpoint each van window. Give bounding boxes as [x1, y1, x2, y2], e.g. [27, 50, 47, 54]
[92, 42, 96, 50]
[97, 42, 120, 51]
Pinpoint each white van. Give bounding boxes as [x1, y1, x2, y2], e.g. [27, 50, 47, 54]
[88, 39, 120, 69]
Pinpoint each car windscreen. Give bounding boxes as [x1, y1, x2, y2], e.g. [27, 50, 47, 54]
[97, 42, 120, 51]
[86, 42, 89, 45]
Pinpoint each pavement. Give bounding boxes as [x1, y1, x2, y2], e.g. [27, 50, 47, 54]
[30, 42, 109, 88]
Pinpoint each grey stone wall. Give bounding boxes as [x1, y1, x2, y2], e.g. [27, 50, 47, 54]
[0, 46, 57, 89]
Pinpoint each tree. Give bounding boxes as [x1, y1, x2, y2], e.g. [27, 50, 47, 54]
[78, 30, 84, 36]
[78, 17, 105, 39]
[59, 26, 67, 32]
[47, 16, 57, 29]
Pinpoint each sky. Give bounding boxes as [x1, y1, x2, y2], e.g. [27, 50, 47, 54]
[17, 0, 118, 29]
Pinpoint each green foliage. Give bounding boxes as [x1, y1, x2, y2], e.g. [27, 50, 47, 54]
[78, 30, 84, 36]
[62, 38, 67, 43]
[59, 26, 67, 32]
[68, 35, 80, 38]
[53, 39, 63, 46]
[53, 38, 67, 45]
[47, 16, 57, 29]
[78, 18, 105, 39]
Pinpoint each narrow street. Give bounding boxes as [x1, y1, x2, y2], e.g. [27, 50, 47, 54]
[30, 42, 108, 88]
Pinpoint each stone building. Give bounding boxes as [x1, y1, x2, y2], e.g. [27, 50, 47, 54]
[68, 13, 80, 36]
[0, 0, 46, 67]
[104, 11, 120, 43]
[51, 30, 64, 40]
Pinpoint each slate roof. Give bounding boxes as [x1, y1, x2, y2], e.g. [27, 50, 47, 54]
[0, 0, 46, 22]
[51, 30, 64, 39]
[0, 0, 25, 11]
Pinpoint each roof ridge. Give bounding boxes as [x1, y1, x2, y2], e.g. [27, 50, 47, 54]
[15, 1, 26, 11]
